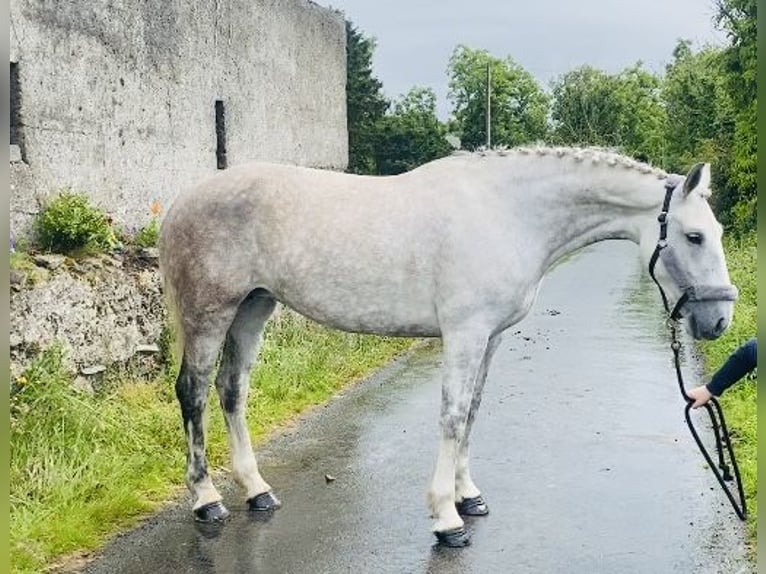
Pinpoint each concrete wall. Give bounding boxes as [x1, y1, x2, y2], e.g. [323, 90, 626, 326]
[10, 0, 347, 238]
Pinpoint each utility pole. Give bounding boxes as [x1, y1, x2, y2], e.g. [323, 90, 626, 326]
[486, 62, 491, 148]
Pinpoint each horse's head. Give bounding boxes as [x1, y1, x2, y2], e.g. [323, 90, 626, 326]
[640, 162, 737, 340]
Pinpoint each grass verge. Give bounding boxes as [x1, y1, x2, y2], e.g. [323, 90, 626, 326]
[698, 232, 756, 545]
[10, 311, 413, 573]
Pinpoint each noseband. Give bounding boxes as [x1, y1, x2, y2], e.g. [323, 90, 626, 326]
[648, 178, 746, 521]
[648, 179, 738, 320]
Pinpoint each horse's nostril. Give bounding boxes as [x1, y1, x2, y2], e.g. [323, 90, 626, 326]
[715, 317, 726, 336]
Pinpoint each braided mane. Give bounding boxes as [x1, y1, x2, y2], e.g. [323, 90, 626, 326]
[452, 145, 668, 180]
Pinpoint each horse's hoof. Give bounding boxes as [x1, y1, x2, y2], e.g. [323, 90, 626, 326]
[435, 527, 471, 547]
[194, 501, 230, 523]
[247, 491, 281, 511]
[456, 495, 489, 516]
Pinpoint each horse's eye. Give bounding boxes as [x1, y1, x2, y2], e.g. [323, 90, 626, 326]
[686, 233, 703, 245]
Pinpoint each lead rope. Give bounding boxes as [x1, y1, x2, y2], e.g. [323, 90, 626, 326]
[649, 182, 747, 521]
[667, 320, 747, 520]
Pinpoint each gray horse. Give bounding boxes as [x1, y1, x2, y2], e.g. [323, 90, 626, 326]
[159, 147, 736, 546]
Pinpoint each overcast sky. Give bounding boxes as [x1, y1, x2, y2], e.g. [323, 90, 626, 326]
[321, 0, 726, 118]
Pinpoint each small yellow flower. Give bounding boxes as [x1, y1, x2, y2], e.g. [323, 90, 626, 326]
[149, 201, 162, 216]
[16, 376, 27, 386]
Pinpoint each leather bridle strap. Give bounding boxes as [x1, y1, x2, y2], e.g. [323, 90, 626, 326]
[648, 183, 677, 316]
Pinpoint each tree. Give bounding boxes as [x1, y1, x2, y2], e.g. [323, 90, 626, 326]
[550, 66, 622, 146]
[346, 23, 451, 175]
[662, 41, 733, 184]
[713, 0, 756, 232]
[550, 64, 666, 164]
[659, 0, 756, 234]
[373, 87, 453, 175]
[612, 65, 666, 163]
[447, 45, 549, 149]
[346, 21, 389, 174]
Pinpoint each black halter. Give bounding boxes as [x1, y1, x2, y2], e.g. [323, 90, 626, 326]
[648, 179, 746, 521]
[648, 180, 739, 320]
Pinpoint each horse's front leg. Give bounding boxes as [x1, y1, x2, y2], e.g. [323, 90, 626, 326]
[428, 327, 491, 547]
[455, 333, 502, 516]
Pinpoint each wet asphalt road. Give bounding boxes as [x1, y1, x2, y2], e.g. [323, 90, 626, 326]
[80, 242, 750, 574]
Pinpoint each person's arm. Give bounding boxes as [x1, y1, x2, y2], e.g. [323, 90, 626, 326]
[687, 339, 756, 409]
[705, 338, 757, 397]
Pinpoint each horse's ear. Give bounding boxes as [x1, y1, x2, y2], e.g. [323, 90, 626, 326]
[683, 162, 710, 196]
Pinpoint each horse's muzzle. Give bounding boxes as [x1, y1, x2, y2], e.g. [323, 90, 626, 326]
[684, 294, 736, 340]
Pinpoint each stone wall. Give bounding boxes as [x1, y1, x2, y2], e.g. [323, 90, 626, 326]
[10, 251, 165, 378]
[10, 0, 348, 239]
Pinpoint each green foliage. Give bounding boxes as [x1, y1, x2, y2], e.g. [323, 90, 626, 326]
[346, 20, 389, 174]
[9, 252, 47, 286]
[373, 87, 453, 175]
[661, 40, 745, 232]
[35, 191, 117, 255]
[134, 218, 160, 248]
[10, 316, 414, 573]
[711, 0, 756, 232]
[662, 42, 732, 173]
[550, 63, 666, 164]
[725, 97, 756, 231]
[715, 0, 757, 111]
[448, 45, 549, 149]
[611, 65, 667, 163]
[550, 67, 620, 146]
[661, 24, 755, 235]
[10, 251, 36, 273]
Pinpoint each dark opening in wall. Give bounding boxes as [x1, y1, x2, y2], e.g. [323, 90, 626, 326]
[10, 62, 25, 160]
[215, 100, 227, 169]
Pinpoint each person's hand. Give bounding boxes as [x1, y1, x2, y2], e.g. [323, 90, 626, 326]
[687, 385, 714, 409]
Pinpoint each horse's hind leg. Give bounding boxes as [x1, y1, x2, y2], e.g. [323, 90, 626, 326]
[455, 333, 502, 516]
[214, 290, 280, 511]
[176, 312, 237, 522]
